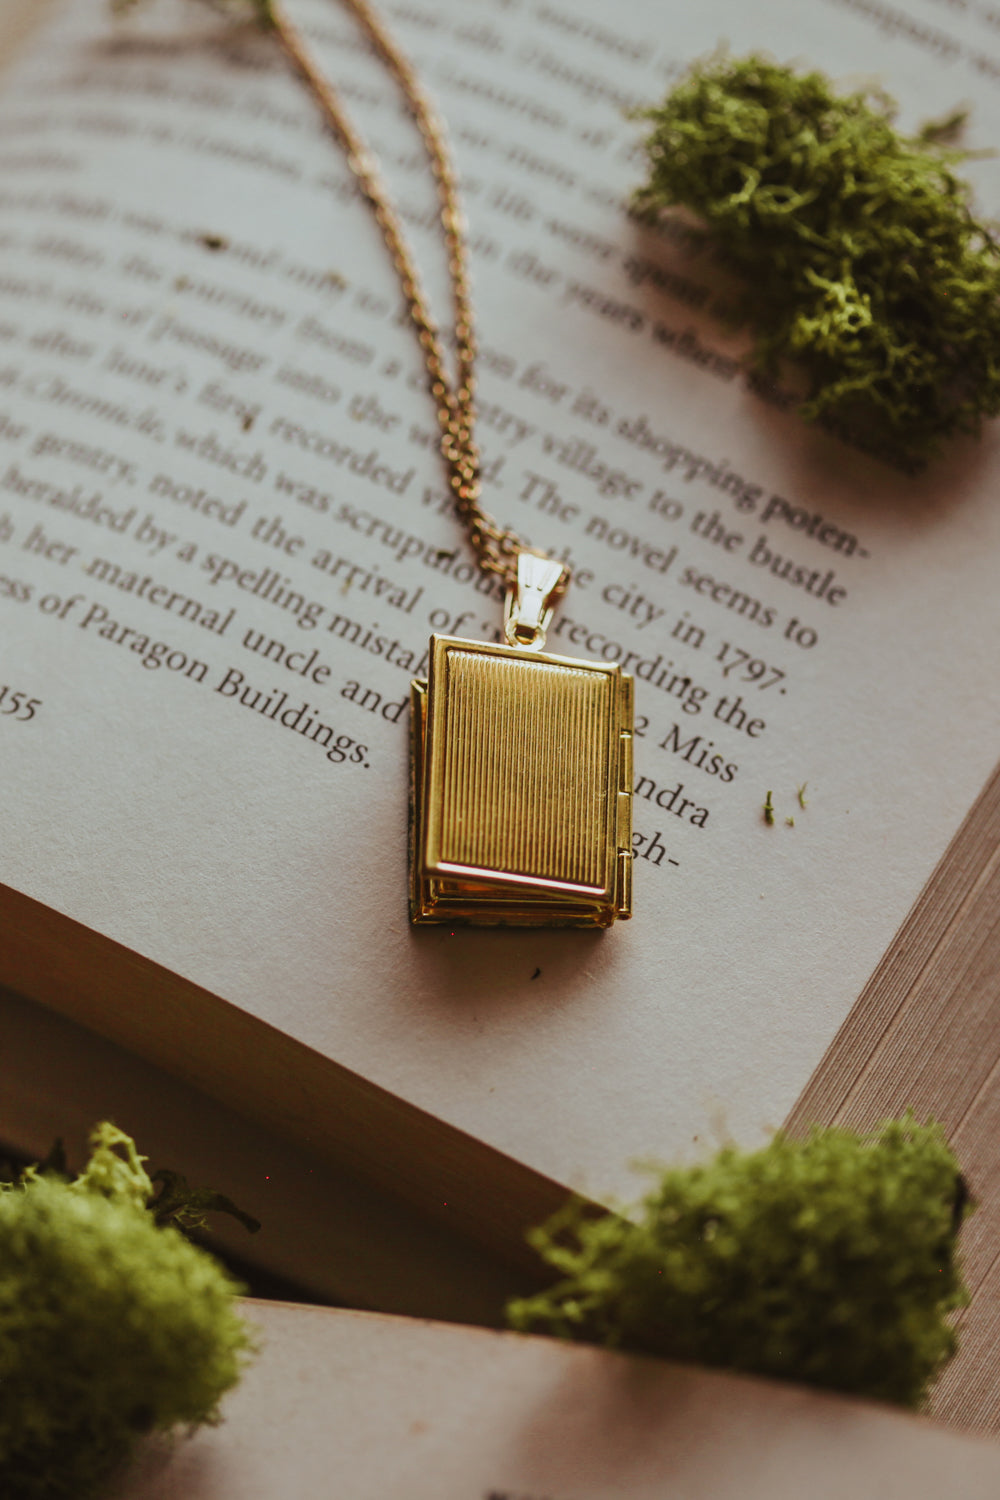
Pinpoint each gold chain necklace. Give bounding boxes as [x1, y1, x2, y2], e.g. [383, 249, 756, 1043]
[271, 0, 634, 927]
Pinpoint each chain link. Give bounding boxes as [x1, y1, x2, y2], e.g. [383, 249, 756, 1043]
[270, 0, 539, 583]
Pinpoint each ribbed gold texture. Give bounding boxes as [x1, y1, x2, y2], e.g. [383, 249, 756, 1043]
[438, 652, 612, 885]
[411, 636, 633, 926]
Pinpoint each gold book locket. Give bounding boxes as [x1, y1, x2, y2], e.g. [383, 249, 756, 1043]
[410, 554, 634, 928]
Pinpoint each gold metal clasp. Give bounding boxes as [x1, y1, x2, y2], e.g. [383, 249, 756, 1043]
[503, 551, 569, 650]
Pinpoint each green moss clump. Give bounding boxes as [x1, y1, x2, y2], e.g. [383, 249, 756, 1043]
[634, 56, 1000, 467]
[508, 1116, 970, 1409]
[0, 1124, 254, 1500]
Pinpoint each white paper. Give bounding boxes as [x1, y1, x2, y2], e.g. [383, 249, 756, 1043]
[117, 1300, 1000, 1500]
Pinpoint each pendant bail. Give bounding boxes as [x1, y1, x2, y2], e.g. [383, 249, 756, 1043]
[503, 550, 569, 651]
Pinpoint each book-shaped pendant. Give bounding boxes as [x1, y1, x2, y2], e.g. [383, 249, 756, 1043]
[410, 554, 634, 928]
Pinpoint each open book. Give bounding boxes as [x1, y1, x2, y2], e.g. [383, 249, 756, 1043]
[3, 0, 1000, 1340]
[115, 1298, 1000, 1498]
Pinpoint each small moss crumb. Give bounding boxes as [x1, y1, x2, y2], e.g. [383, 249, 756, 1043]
[763, 790, 775, 825]
[634, 56, 1000, 466]
[508, 1115, 970, 1409]
[797, 782, 809, 809]
[785, 815, 795, 826]
[918, 106, 970, 147]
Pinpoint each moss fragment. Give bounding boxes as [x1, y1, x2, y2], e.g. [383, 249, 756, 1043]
[508, 1116, 970, 1409]
[634, 57, 1000, 466]
[150, 1167, 262, 1234]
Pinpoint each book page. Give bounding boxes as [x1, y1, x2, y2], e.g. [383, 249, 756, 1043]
[118, 1300, 1000, 1499]
[2, 0, 1000, 1199]
[0, 0, 60, 66]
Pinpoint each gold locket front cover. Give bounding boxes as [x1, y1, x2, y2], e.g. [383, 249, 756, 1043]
[410, 634, 633, 927]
